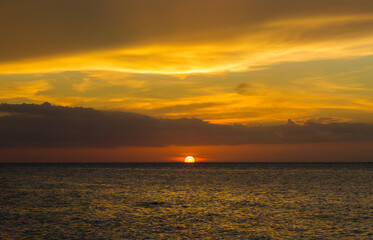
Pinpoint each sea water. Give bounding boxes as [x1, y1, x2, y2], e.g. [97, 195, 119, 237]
[0, 163, 372, 239]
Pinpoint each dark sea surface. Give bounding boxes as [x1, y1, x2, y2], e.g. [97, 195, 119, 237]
[0, 163, 372, 239]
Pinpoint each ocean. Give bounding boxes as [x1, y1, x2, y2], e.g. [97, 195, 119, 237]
[0, 163, 372, 239]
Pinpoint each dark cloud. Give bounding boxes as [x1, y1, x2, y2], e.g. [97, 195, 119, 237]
[1, 103, 373, 148]
[235, 83, 257, 95]
[1, 0, 373, 62]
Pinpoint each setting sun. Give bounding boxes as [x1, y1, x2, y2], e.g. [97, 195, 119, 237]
[184, 156, 195, 163]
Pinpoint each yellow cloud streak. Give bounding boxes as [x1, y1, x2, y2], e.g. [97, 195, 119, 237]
[266, 14, 373, 27]
[1, 14, 373, 75]
[0, 80, 51, 99]
[108, 87, 369, 124]
[0, 40, 370, 75]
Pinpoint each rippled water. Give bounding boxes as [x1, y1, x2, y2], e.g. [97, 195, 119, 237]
[1, 163, 372, 239]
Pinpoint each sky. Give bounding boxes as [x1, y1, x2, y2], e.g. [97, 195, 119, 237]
[1, 0, 373, 162]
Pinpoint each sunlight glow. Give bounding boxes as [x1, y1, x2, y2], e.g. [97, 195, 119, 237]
[184, 156, 195, 163]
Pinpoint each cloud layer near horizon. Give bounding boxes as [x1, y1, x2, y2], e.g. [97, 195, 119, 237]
[1, 103, 372, 148]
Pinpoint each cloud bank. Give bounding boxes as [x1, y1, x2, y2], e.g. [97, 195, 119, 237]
[1, 103, 372, 148]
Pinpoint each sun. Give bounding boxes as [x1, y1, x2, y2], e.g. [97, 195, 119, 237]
[184, 156, 195, 163]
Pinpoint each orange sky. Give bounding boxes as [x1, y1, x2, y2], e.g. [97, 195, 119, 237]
[1, 1, 373, 162]
[1, 142, 373, 162]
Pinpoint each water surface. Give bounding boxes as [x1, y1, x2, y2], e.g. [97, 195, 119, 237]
[1, 163, 372, 239]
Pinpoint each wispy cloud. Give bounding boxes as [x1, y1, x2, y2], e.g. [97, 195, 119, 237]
[1, 1, 373, 74]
